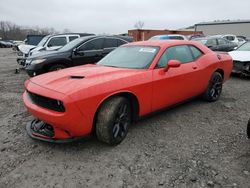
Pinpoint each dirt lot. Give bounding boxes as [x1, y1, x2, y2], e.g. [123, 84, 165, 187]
[0, 48, 249, 188]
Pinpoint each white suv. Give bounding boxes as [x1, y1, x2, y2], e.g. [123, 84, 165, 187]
[222, 34, 246, 46]
[17, 33, 93, 66]
[29, 34, 93, 56]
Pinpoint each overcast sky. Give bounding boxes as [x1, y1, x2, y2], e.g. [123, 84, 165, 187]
[0, 0, 249, 34]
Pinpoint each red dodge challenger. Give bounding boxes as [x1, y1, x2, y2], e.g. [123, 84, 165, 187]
[23, 40, 233, 145]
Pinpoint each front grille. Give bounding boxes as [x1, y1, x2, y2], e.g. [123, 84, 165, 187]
[27, 91, 65, 112]
[233, 61, 250, 72]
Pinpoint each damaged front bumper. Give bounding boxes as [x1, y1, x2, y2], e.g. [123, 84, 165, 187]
[232, 61, 250, 76]
[26, 119, 89, 143]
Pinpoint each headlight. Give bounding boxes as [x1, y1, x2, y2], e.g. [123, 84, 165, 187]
[31, 59, 46, 65]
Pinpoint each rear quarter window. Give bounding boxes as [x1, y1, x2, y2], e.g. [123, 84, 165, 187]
[189, 46, 203, 60]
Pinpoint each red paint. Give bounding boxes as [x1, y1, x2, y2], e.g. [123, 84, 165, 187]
[23, 41, 233, 140]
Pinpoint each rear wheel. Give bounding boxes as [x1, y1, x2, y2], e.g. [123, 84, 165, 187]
[49, 64, 66, 72]
[203, 72, 223, 102]
[247, 119, 250, 139]
[95, 96, 132, 145]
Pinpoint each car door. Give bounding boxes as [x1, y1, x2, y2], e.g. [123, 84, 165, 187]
[152, 45, 202, 111]
[46, 36, 67, 50]
[217, 38, 231, 51]
[72, 38, 104, 66]
[206, 38, 218, 51]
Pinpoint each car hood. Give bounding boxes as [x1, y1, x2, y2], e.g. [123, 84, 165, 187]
[28, 50, 68, 60]
[31, 46, 61, 54]
[229, 51, 250, 62]
[18, 44, 36, 54]
[29, 64, 147, 95]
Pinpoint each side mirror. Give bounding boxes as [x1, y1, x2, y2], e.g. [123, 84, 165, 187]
[73, 48, 84, 56]
[164, 60, 181, 72]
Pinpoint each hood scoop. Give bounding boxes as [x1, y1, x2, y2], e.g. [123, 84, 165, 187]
[69, 75, 85, 79]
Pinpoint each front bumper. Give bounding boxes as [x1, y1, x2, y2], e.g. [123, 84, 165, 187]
[25, 63, 44, 77]
[26, 119, 89, 143]
[232, 61, 250, 76]
[23, 82, 93, 141]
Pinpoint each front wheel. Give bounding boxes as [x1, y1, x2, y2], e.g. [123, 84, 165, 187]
[203, 72, 223, 102]
[247, 119, 250, 139]
[49, 64, 66, 72]
[95, 96, 132, 145]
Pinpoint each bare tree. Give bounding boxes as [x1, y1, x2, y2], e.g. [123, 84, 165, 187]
[0, 21, 60, 40]
[134, 21, 145, 29]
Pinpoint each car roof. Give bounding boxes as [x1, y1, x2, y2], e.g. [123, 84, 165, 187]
[194, 36, 222, 40]
[125, 40, 199, 48]
[77, 35, 133, 42]
[153, 34, 185, 37]
[45, 33, 94, 38]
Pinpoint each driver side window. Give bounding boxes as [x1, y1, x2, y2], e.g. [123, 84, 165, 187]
[157, 45, 193, 67]
[47, 37, 67, 47]
[79, 38, 104, 51]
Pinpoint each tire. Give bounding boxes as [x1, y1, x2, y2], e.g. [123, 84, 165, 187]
[95, 96, 132, 145]
[203, 72, 223, 102]
[49, 64, 66, 72]
[247, 119, 250, 139]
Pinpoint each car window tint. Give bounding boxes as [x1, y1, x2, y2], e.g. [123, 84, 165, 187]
[117, 39, 127, 46]
[190, 46, 203, 59]
[47, 37, 67, 47]
[169, 36, 184, 40]
[69, 36, 79, 42]
[224, 36, 234, 41]
[157, 45, 193, 67]
[79, 38, 104, 51]
[104, 38, 118, 48]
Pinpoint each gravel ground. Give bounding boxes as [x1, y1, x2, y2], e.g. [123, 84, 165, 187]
[0, 48, 249, 188]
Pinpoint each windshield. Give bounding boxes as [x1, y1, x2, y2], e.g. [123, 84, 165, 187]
[59, 37, 86, 52]
[97, 46, 159, 69]
[37, 36, 49, 47]
[149, 35, 170, 40]
[236, 42, 250, 51]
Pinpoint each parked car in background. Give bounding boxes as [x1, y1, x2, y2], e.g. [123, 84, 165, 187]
[228, 42, 250, 76]
[25, 35, 132, 76]
[0, 40, 14, 48]
[188, 34, 205, 40]
[149, 34, 188, 41]
[12, 40, 25, 51]
[222, 34, 239, 44]
[23, 40, 232, 145]
[192, 36, 237, 52]
[17, 33, 93, 66]
[26, 34, 46, 46]
[222, 34, 246, 46]
[29, 33, 94, 56]
[13, 35, 45, 52]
